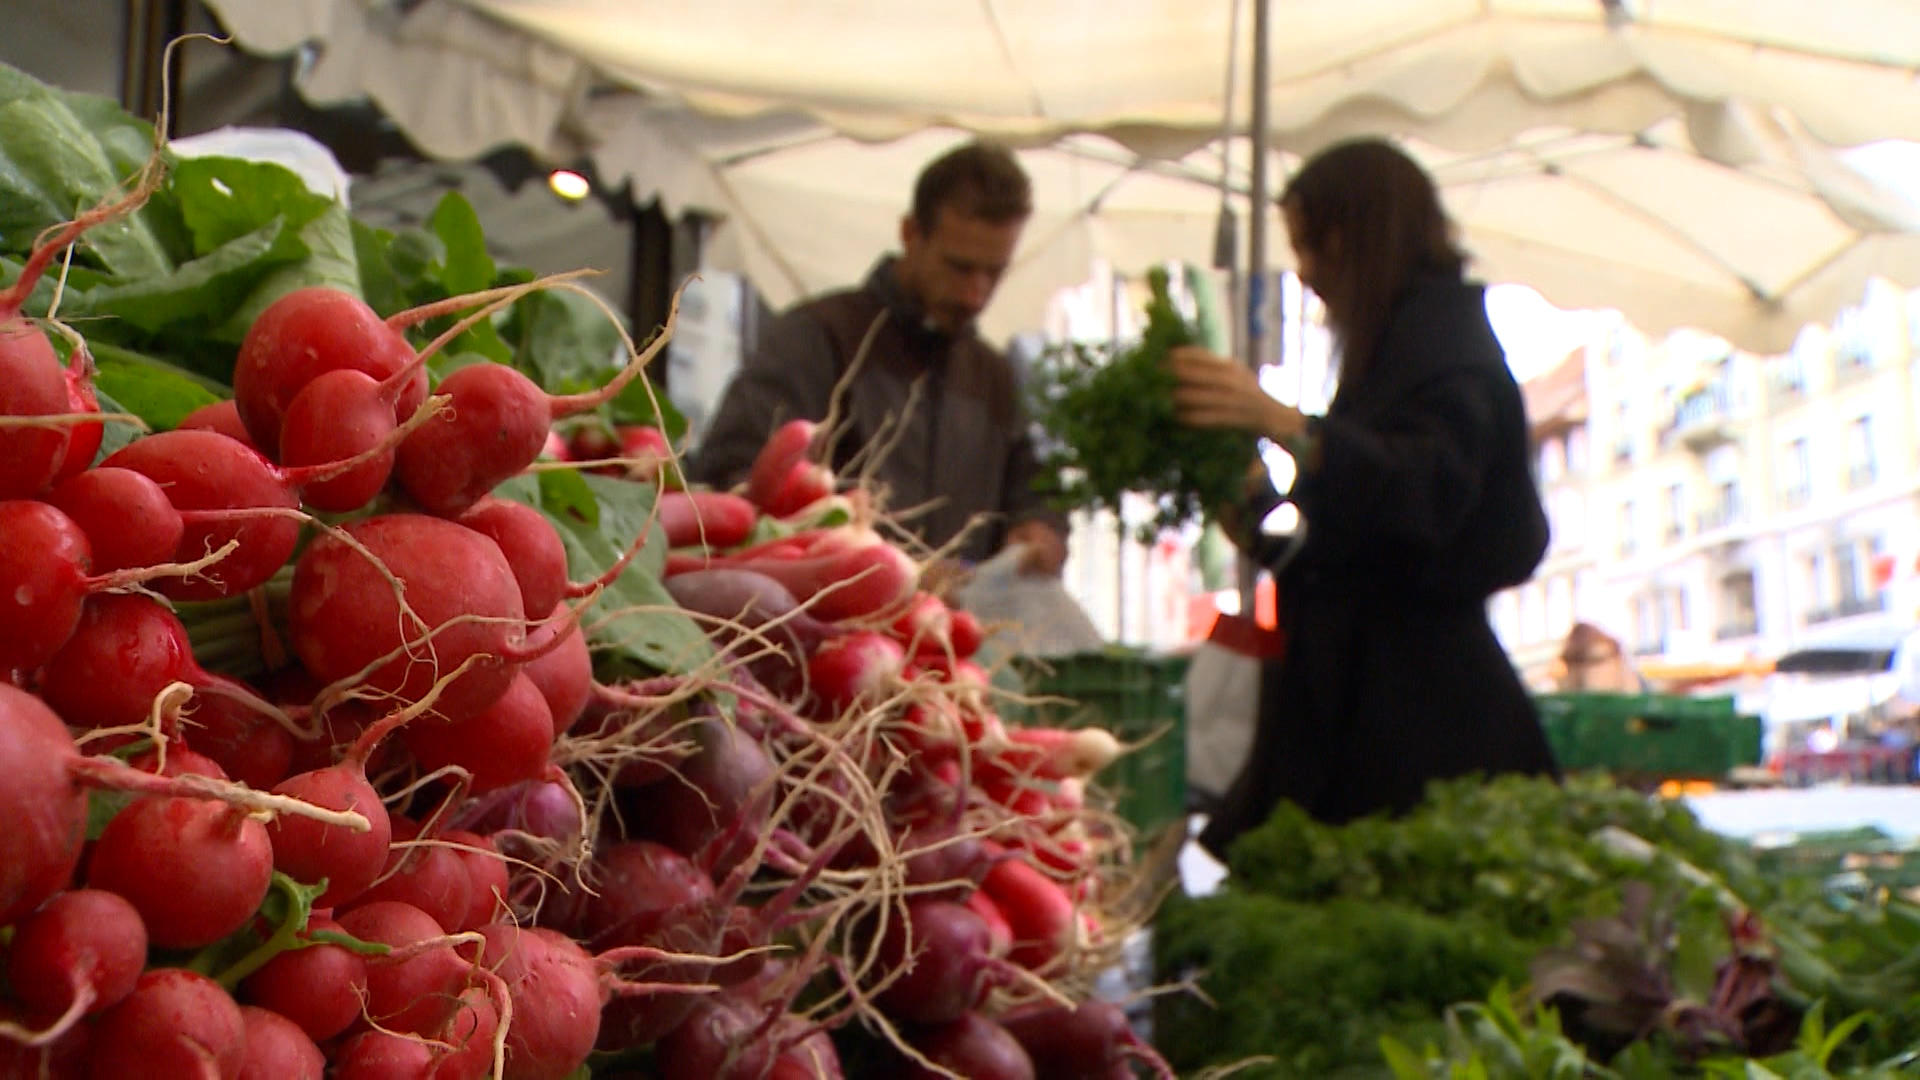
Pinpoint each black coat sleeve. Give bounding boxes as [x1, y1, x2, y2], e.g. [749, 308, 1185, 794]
[684, 308, 838, 489]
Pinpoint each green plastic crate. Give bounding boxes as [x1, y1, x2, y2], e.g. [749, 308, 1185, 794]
[1533, 692, 1763, 780]
[1005, 650, 1191, 841]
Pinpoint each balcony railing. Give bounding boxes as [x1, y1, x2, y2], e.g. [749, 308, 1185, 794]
[1631, 638, 1667, 658]
[1806, 593, 1889, 625]
[1715, 614, 1759, 640]
[1695, 496, 1743, 533]
[1664, 383, 1737, 451]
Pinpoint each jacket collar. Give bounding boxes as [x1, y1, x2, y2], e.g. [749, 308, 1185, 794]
[863, 255, 974, 348]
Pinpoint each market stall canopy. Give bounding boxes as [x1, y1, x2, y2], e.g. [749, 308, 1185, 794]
[203, 0, 1920, 349]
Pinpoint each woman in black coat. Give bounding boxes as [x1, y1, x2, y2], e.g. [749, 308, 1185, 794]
[1173, 139, 1560, 858]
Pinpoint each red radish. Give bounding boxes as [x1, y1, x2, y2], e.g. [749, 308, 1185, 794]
[36, 594, 289, 737]
[644, 718, 776, 879]
[765, 458, 836, 518]
[105, 419, 441, 602]
[772, 1028, 845, 1079]
[540, 428, 571, 461]
[898, 820, 993, 898]
[457, 496, 568, 620]
[347, 815, 474, 936]
[806, 630, 906, 715]
[236, 1005, 326, 1080]
[892, 590, 956, 654]
[335, 900, 473, 1036]
[662, 567, 835, 690]
[127, 743, 229, 780]
[949, 606, 985, 658]
[579, 842, 719, 1050]
[652, 995, 776, 1080]
[445, 829, 509, 932]
[180, 692, 297, 791]
[391, 291, 681, 517]
[264, 710, 400, 910]
[288, 513, 556, 720]
[462, 923, 603, 1080]
[330, 1029, 434, 1078]
[86, 788, 275, 948]
[50, 353, 102, 482]
[177, 397, 257, 447]
[745, 418, 816, 509]
[997, 998, 1176, 1080]
[521, 624, 592, 737]
[965, 888, 1016, 958]
[0, 1004, 89, 1077]
[401, 671, 555, 794]
[87, 968, 247, 1080]
[981, 854, 1078, 970]
[904, 1011, 1036, 1080]
[0, 499, 227, 675]
[875, 898, 1009, 1025]
[991, 726, 1124, 781]
[231, 286, 427, 453]
[677, 541, 917, 623]
[447, 776, 582, 849]
[655, 490, 758, 550]
[239, 914, 370, 1043]
[0, 320, 74, 501]
[619, 424, 670, 459]
[276, 367, 406, 512]
[5, 888, 148, 1027]
[0, 166, 160, 498]
[0, 683, 95, 924]
[44, 466, 185, 574]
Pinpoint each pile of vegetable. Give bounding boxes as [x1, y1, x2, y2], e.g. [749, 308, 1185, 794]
[1154, 774, 1920, 1079]
[1025, 265, 1260, 540]
[0, 60, 1175, 1079]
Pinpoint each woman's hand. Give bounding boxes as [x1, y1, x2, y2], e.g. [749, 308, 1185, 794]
[1170, 346, 1307, 444]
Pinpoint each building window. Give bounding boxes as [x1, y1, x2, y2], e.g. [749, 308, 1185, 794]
[1781, 436, 1811, 507]
[1716, 571, 1758, 639]
[1845, 415, 1877, 489]
[1664, 483, 1686, 543]
[1566, 427, 1589, 474]
[1618, 500, 1637, 557]
[1539, 436, 1565, 484]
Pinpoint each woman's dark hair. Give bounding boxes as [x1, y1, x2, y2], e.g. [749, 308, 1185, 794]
[1282, 138, 1466, 383]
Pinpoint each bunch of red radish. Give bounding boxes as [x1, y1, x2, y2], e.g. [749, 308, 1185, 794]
[0, 183, 1171, 1080]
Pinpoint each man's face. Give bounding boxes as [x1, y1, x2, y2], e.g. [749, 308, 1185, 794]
[898, 208, 1025, 333]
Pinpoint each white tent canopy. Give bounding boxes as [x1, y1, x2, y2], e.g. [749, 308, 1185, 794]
[203, 0, 1920, 349]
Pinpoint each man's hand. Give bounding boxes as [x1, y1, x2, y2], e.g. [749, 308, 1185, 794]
[1005, 520, 1068, 577]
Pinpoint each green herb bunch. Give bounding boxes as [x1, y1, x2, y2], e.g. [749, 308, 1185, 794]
[1026, 265, 1259, 541]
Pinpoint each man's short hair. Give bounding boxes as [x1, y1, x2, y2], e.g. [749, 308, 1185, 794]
[911, 140, 1033, 232]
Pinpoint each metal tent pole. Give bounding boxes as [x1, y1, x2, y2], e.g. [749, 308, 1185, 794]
[1237, 0, 1272, 620]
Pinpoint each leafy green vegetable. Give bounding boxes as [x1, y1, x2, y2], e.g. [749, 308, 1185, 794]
[1027, 263, 1258, 540]
[91, 352, 222, 430]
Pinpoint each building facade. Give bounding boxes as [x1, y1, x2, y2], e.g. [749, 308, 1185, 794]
[1495, 280, 1920, 690]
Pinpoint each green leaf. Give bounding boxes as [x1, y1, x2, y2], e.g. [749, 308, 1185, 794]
[506, 287, 624, 392]
[429, 191, 494, 296]
[92, 353, 222, 430]
[76, 216, 306, 333]
[538, 468, 600, 528]
[84, 788, 137, 842]
[352, 218, 404, 318]
[610, 373, 689, 442]
[0, 63, 172, 279]
[170, 156, 332, 257]
[1380, 1035, 1436, 1079]
[213, 200, 363, 346]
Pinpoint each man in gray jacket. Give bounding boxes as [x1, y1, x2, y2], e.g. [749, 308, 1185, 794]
[687, 141, 1068, 577]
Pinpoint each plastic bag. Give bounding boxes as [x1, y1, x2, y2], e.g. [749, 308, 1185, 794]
[950, 544, 1105, 668]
